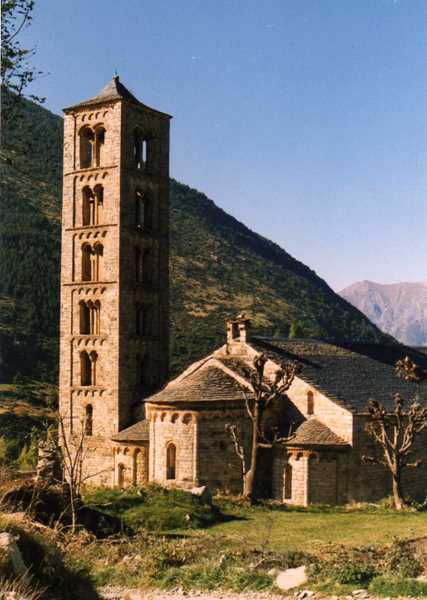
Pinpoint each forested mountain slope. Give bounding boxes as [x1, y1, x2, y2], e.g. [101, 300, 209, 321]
[0, 92, 390, 386]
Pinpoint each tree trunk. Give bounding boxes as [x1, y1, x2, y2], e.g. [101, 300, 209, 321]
[392, 471, 407, 510]
[242, 406, 259, 502]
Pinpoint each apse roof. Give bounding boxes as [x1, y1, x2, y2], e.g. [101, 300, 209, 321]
[147, 362, 249, 405]
[287, 418, 348, 448]
[111, 419, 149, 443]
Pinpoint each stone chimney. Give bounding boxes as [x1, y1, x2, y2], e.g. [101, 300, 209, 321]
[226, 314, 251, 345]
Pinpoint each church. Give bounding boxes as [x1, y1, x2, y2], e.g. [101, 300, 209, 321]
[59, 78, 427, 505]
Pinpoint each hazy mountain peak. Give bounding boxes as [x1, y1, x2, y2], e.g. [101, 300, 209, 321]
[340, 279, 427, 347]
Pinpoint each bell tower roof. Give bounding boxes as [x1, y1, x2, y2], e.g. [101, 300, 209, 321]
[64, 75, 172, 117]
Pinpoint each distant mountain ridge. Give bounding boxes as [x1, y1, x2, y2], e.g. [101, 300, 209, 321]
[340, 279, 427, 347]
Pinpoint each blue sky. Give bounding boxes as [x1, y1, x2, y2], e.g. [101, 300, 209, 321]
[21, 0, 427, 290]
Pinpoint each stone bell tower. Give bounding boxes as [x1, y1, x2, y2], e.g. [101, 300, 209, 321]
[59, 77, 171, 484]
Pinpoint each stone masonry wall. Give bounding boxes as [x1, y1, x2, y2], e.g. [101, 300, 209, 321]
[148, 408, 196, 488]
[60, 102, 124, 484]
[285, 377, 354, 443]
[60, 87, 170, 487]
[351, 415, 427, 503]
[197, 411, 248, 494]
[112, 443, 149, 487]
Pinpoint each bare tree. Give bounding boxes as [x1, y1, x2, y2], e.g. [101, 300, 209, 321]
[57, 416, 90, 533]
[363, 356, 427, 510]
[226, 353, 300, 501]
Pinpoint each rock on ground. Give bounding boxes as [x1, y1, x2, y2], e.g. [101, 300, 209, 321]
[275, 565, 307, 591]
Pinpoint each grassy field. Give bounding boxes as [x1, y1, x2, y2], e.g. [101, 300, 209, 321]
[3, 486, 427, 597]
[207, 500, 427, 552]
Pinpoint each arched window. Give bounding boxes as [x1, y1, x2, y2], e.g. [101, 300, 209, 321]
[85, 404, 93, 436]
[93, 300, 101, 334]
[166, 443, 176, 480]
[136, 305, 153, 336]
[93, 243, 103, 281]
[307, 391, 314, 416]
[134, 129, 148, 170]
[89, 351, 98, 385]
[93, 184, 104, 225]
[82, 187, 94, 226]
[284, 463, 293, 500]
[117, 463, 125, 488]
[79, 301, 90, 334]
[80, 351, 92, 386]
[135, 190, 144, 228]
[79, 127, 94, 169]
[142, 249, 153, 284]
[81, 244, 92, 281]
[79, 301, 100, 335]
[95, 127, 105, 166]
[137, 354, 150, 389]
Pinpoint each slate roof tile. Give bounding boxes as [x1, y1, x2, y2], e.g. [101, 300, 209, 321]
[287, 418, 348, 447]
[111, 419, 149, 443]
[251, 338, 427, 413]
[147, 363, 249, 405]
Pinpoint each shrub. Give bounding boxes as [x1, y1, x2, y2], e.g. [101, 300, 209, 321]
[308, 546, 378, 585]
[369, 575, 427, 598]
[0, 515, 98, 600]
[83, 484, 221, 532]
[383, 540, 422, 579]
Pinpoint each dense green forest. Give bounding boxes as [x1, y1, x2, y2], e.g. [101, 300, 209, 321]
[0, 91, 390, 457]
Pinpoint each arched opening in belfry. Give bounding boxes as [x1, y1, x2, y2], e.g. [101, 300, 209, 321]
[81, 244, 92, 281]
[166, 443, 176, 480]
[135, 189, 144, 228]
[85, 404, 93, 436]
[136, 305, 152, 336]
[134, 129, 149, 170]
[284, 463, 293, 500]
[94, 126, 105, 167]
[79, 300, 100, 335]
[93, 243, 103, 280]
[89, 351, 98, 385]
[79, 126, 94, 169]
[93, 300, 101, 334]
[82, 186, 94, 226]
[79, 301, 91, 334]
[93, 184, 104, 224]
[80, 351, 92, 386]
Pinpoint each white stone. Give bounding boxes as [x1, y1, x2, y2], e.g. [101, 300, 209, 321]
[275, 565, 307, 591]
